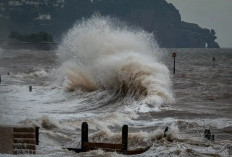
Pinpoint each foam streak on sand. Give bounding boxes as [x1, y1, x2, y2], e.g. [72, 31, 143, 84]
[57, 16, 174, 107]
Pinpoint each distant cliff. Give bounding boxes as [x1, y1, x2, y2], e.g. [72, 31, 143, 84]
[0, 0, 219, 48]
[9, 31, 53, 42]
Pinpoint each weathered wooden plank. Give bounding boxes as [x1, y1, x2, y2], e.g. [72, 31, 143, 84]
[13, 149, 36, 154]
[121, 146, 151, 155]
[14, 127, 35, 133]
[13, 133, 35, 138]
[13, 144, 36, 150]
[66, 148, 84, 153]
[0, 126, 37, 154]
[14, 138, 36, 144]
[83, 142, 123, 150]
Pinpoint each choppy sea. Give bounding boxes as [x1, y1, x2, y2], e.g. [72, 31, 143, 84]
[0, 17, 232, 157]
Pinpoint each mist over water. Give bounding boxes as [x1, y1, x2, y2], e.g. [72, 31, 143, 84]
[57, 17, 174, 108]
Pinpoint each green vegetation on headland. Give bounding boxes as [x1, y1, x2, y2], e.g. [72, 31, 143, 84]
[9, 31, 53, 43]
[0, 31, 56, 50]
[0, 0, 219, 48]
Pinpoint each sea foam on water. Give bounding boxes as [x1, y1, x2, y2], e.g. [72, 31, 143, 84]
[57, 16, 174, 108]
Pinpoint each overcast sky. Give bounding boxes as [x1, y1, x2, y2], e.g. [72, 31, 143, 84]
[166, 0, 232, 48]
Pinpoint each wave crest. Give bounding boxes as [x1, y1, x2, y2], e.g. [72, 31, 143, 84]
[57, 16, 174, 105]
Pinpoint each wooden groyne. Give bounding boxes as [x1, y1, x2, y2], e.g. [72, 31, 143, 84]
[65, 122, 150, 155]
[0, 126, 39, 154]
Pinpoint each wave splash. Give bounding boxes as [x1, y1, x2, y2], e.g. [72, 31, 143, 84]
[57, 16, 174, 105]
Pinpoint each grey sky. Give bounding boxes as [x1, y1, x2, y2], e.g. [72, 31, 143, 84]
[166, 0, 232, 48]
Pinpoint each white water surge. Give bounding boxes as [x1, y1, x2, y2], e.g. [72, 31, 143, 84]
[57, 17, 174, 108]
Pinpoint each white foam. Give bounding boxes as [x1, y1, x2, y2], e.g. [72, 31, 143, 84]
[56, 16, 174, 111]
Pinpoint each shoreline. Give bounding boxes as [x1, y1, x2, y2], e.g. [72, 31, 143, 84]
[0, 41, 58, 50]
[0, 41, 230, 51]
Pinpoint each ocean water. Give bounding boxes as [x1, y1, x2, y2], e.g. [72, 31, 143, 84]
[0, 17, 232, 157]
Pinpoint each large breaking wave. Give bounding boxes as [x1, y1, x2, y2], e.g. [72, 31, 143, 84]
[57, 17, 174, 106]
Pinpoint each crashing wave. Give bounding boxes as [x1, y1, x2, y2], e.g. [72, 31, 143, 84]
[57, 16, 174, 105]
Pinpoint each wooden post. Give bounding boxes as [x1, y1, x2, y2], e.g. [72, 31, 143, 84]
[81, 122, 88, 150]
[35, 127, 39, 145]
[172, 53, 176, 74]
[122, 125, 128, 151]
[173, 57, 176, 74]
[213, 57, 215, 66]
[204, 129, 211, 140]
[29, 86, 32, 92]
[211, 134, 214, 141]
[164, 127, 168, 137]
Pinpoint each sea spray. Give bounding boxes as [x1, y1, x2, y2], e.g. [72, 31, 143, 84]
[57, 16, 174, 108]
